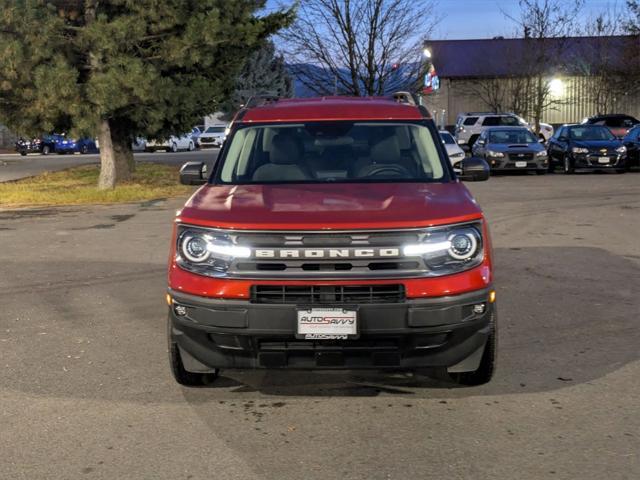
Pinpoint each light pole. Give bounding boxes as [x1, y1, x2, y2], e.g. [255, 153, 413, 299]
[421, 43, 444, 128]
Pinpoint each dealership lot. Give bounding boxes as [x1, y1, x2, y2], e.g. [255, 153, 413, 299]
[1, 173, 638, 480]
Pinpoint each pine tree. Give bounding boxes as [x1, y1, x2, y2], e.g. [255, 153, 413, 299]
[221, 40, 293, 117]
[0, 0, 293, 189]
[626, 0, 640, 33]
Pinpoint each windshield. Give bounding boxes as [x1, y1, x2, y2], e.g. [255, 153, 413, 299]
[488, 129, 538, 144]
[440, 132, 455, 144]
[569, 126, 615, 141]
[205, 126, 226, 133]
[216, 122, 447, 184]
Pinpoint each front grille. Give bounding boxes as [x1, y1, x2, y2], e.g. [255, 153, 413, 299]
[226, 229, 432, 279]
[233, 232, 420, 247]
[507, 152, 534, 161]
[251, 284, 406, 304]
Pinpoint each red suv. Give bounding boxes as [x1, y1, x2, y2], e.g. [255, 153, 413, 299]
[168, 96, 496, 386]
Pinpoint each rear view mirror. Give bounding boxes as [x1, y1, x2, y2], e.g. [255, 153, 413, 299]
[459, 157, 490, 182]
[179, 161, 207, 185]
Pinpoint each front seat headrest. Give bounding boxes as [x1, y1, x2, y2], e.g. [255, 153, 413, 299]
[371, 135, 401, 164]
[270, 134, 301, 165]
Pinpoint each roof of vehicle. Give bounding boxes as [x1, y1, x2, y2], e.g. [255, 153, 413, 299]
[459, 112, 516, 117]
[239, 97, 426, 123]
[584, 114, 639, 120]
[483, 126, 531, 131]
[563, 123, 608, 128]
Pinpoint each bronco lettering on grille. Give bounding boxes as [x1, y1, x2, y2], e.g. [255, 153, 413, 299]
[253, 248, 401, 259]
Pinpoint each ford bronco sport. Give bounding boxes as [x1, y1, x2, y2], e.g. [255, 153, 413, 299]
[168, 95, 496, 386]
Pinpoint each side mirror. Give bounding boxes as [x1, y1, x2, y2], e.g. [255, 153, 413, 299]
[558, 136, 567, 142]
[477, 139, 485, 146]
[459, 157, 490, 182]
[179, 161, 207, 185]
[539, 137, 545, 143]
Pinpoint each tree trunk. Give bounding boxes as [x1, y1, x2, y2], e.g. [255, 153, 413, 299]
[112, 121, 135, 177]
[97, 119, 134, 190]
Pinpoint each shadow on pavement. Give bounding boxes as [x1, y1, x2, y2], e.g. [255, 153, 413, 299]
[0, 246, 638, 402]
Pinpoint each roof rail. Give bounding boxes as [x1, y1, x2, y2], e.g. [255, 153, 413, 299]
[243, 94, 280, 109]
[390, 91, 416, 106]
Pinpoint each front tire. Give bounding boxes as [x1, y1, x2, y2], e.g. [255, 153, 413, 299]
[450, 310, 497, 386]
[170, 142, 178, 153]
[42, 145, 50, 155]
[563, 155, 574, 174]
[80, 144, 89, 154]
[187, 141, 195, 152]
[168, 337, 220, 387]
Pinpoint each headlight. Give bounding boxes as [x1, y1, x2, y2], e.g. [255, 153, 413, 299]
[536, 150, 548, 157]
[450, 152, 465, 159]
[487, 150, 504, 158]
[177, 227, 250, 276]
[616, 146, 627, 154]
[572, 147, 589, 154]
[402, 223, 484, 276]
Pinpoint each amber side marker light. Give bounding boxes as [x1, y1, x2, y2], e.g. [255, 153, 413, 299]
[489, 290, 496, 303]
[166, 294, 172, 306]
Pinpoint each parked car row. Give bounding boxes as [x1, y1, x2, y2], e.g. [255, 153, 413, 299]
[446, 123, 639, 174]
[15, 134, 98, 156]
[15, 123, 229, 156]
[447, 111, 640, 175]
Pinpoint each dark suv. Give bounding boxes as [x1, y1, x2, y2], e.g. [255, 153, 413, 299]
[582, 114, 639, 139]
[168, 96, 496, 387]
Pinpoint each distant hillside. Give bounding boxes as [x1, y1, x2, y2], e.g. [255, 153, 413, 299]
[287, 63, 420, 98]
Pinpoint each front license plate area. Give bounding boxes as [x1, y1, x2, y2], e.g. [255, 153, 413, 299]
[297, 308, 358, 340]
[598, 157, 610, 164]
[515, 161, 527, 168]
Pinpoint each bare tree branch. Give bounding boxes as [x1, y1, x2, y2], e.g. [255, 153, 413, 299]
[280, 0, 440, 96]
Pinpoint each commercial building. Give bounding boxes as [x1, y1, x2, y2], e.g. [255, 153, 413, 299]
[424, 35, 640, 127]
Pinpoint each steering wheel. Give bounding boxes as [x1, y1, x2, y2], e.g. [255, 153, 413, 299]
[358, 164, 412, 178]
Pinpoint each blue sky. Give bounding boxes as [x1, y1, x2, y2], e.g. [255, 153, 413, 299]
[267, 0, 626, 40]
[431, 0, 624, 39]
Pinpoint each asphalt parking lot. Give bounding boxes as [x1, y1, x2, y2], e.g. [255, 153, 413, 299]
[1, 173, 639, 480]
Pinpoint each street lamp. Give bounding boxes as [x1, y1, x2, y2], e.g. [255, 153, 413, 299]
[549, 78, 564, 97]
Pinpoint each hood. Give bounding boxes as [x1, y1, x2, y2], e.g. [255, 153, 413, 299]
[178, 182, 483, 230]
[445, 144, 465, 156]
[487, 142, 544, 152]
[572, 140, 622, 150]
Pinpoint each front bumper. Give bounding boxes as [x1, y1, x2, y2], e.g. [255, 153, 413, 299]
[572, 153, 625, 170]
[168, 287, 494, 371]
[199, 138, 223, 148]
[15, 144, 41, 154]
[488, 155, 548, 171]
